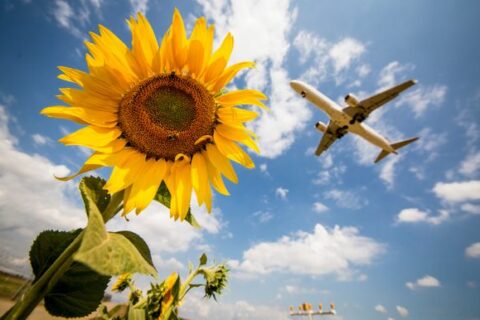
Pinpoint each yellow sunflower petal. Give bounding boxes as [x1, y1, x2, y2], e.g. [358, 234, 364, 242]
[216, 124, 260, 153]
[41, 106, 117, 128]
[187, 40, 205, 78]
[59, 126, 122, 148]
[128, 13, 159, 78]
[211, 61, 255, 93]
[205, 143, 238, 183]
[165, 162, 179, 219]
[216, 89, 268, 109]
[204, 150, 230, 196]
[203, 33, 233, 83]
[217, 106, 259, 123]
[191, 152, 212, 212]
[58, 66, 124, 98]
[55, 152, 108, 181]
[105, 150, 146, 194]
[213, 131, 255, 169]
[170, 8, 188, 71]
[130, 159, 168, 214]
[58, 88, 119, 112]
[173, 154, 192, 220]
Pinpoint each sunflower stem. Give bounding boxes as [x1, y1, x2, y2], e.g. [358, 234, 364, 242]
[2, 191, 124, 320]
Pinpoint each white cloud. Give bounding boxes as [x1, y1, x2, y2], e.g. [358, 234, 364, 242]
[396, 305, 409, 318]
[329, 38, 365, 73]
[388, 318, 396, 320]
[459, 151, 480, 176]
[197, 0, 313, 158]
[374, 304, 387, 314]
[465, 242, 480, 259]
[51, 0, 99, 38]
[32, 133, 52, 146]
[396, 208, 449, 225]
[324, 189, 368, 210]
[275, 187, 289, 199]
[406, 275, 441, 290]
[379, 155, 402, 189]
[313, 202, 329, 214]
[129, 0, 148, 15]
[259, 163, 268, 173]
[467, 281, 477, 288]
[356, 64, 371, 78]
[229, 224, 385, 279]
[252, 211, 273, 224]
[414, 127, 447, 162]
[249, 67, 311, 158]
[378, 61, 414, 90]
[109, 200, 221, 254]
[433, 180, 480, 202]
[0, 105, 85, 268]
[293, 31, 366, 85]
[396, 85, 447, 118]
[461, 203, 480, 215]
[181, 291, 289, 320]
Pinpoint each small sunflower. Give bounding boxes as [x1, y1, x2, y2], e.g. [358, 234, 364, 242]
[42, 9, 266, 220]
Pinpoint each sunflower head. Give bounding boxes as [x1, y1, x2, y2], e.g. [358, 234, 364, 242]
[41, 9, 267, 220]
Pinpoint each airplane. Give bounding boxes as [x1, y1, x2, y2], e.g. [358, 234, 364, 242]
[290, 79, 419, 163]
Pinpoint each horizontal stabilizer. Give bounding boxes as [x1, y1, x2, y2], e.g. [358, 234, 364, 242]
[374, 137, 419, 163]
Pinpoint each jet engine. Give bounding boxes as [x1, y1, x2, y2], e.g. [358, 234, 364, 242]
[344, 93, 359, 107]
[315, 121, 327, 133]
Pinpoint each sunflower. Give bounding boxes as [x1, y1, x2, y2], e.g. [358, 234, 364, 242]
[41, 9, 267, 220]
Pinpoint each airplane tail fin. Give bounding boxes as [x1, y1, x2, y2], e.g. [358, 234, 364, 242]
[374, 137, 419, 163]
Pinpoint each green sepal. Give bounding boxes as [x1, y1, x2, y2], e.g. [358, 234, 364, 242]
[199, 253, 208, 266]
[154, 182, 201, 229]
[79, 176, 110, 217]
[29, 230, 110, 318]
[74, 184, 157, 276]
[170, 275, 181, 311]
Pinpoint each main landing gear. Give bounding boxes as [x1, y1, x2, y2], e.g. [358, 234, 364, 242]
[349, 113, 366, 125]
[336, 126, 348, 138]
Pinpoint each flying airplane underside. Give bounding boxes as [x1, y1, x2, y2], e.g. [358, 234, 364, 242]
[290, 79, 419, 163]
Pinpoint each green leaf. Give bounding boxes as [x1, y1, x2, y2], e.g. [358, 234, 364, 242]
[185, 211, 201, 229]
[116, 231, 155, 268]
[74, 192, 157, 276]
[29, 230, 110, 318]
[44, 262, 110, 318]
[199, 253, 207, 266]
[154, 181, 171, 208]
[30, 229, 81, 280]
[79, 176, 110, 216]
[155, 182, 201, 229]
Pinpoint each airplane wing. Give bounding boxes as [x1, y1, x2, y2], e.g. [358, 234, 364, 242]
[315, 122, 342, 156]
[343, 80, 417, 121]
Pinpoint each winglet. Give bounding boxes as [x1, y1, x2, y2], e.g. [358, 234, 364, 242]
[374, 137, 419, 163]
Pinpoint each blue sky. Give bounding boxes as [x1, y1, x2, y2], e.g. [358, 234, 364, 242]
[1, 0, 480, 319]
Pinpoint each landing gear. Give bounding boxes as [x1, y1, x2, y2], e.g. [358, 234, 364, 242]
[336, 126, 348, 138]
[301, 91, 306, 98]
[349, 113, 367, 125]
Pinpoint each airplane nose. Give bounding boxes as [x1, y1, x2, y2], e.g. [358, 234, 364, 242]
[290, 80, 302, 92]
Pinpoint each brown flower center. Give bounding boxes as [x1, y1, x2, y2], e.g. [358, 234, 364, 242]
[118, 74, 216, 160]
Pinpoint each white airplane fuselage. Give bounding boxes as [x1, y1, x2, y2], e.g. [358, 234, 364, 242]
[290, 80, 396, 153]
